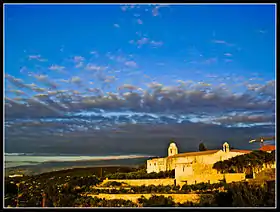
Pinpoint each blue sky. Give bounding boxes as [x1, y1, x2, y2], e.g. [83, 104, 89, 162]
[4, 4, 276, 155]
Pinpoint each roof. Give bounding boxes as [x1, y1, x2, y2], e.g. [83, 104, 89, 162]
[168, 150, 220, 158]
[230, 149, 252, 154]
[259, 145, 276, 152]
[169, 143, 177, 147]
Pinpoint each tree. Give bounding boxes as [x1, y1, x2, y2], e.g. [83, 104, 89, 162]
[199, 143, 208, 151]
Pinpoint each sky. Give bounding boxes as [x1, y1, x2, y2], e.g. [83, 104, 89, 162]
[4, 4, 276, 156]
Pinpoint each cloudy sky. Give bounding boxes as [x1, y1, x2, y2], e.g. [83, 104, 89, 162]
[4, 4, 276, 156]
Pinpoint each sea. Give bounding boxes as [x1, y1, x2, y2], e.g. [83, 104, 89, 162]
[4, 153, 154, 173]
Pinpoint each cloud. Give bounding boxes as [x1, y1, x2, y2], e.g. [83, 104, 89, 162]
[151, 5, 169, 17]
[212, 40, 235, 47]
[120, 6, 129, 11]
[85, 64, 107, 71]
[73, 56, 85, 62]
[136, 37, 149, 47]
[257, 29, 267, 34]
[5, 73, 275, 155]
[75, 62, 84, 68]
[118, 84, 139, 91]
[28, 55, 48, 62]
[212, 113, 275, 127]
[49, 65, 65, 71]
[224, 53, 232, 57]
[70, 76, 82, 85]
[137, 19, 143, 24]
[90, 51, 99, 57]
[150, 40, 163, 48]
[203, 58, 217, 64]
[152, 6, 160, 16]
[124, 61, 137, 68]
[33, 74, 58, 89]
[28, 55, 41, 60]
[9, 81, 273, 119]
[7, 89, 25, 96]
[114, 24, 120, 28]
[132, 37, 163, 49]
[224, 59, 233, 63]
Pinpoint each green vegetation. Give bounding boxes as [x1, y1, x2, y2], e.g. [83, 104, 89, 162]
[138, 195, 175, 207]
[4, 166, 137, 207]
[73, 197, 138, 207]
[213, 150, 275, 174]
[199, 142, 208, 151]
[102, 181, 127, 187]
[4, 165, 275, 207]
[211, 181, 275, 207]
[135, 181, 275, 207]
[91, 182, 224, 194]
[105, 169, 175, 179]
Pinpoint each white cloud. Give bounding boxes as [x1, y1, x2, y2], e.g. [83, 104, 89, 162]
[124, 61, 137, 68]
[34, 74, 48, 81]
[120, 6, 128, 11]
[73, 56, 85, 62]
[75, 62, 84, 68]
[114, 24, 120, 28]
[203, 58, 217, 64]
[85, 64, 107, 71]
[152, 6, 159, 16]
[136, 37, 149, 47]
[28, 55, 41, 60]
[70, 76, 82, 84]
[49, 65, 65, 71]
[90, 51, 99, 58]
[224, 53, 232, 57]
[150, 40, 163, 47]
[137, 19, 143, 24]
[224, 59, 233, 63]
[212, 40, 235, 47]
[28, 55, 47, 62]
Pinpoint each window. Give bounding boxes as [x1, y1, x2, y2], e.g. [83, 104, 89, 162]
[195, 180, 197, 184]
[154, 163, 156, 166]
[170, 149, 172, 154]
[183, 165, 185, 172]
[150, 163, 151, 166]
[208, 180, 210, 184]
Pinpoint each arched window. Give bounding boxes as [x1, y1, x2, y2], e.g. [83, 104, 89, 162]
[183, 165, 185, 172]
[170, 149, 172, 154]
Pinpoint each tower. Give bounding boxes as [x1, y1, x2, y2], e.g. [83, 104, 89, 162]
[223, 142, 230, 153]
[168, 142, 178, 156]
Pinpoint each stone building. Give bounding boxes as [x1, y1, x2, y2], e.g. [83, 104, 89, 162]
[147, 142, 251, 183]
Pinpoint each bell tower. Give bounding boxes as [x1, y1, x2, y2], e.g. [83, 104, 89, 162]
[168, 142, 178, 156]
[223, 142, 230, 153]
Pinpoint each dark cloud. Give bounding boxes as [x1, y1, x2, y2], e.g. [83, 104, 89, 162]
[213, 114, 275, 125]
[5, 122, 274, 156]
[5, 73, 275, 155]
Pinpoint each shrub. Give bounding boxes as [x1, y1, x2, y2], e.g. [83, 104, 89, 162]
[138, 195, 175, 207]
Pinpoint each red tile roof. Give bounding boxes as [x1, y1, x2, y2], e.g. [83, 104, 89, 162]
[259, 145, 276, 152]
[230, 149, 252, 154]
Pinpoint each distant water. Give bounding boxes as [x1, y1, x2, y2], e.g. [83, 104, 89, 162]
[4, 153, 154, 168]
